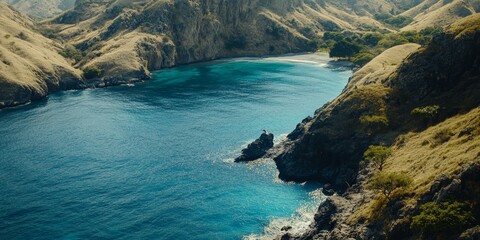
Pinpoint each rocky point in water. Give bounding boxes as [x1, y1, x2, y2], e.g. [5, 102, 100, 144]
[235, 130, 274, 162]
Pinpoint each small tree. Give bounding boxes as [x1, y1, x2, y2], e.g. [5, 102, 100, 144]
[411, 201, 475, 237]
[367, 172, 412, 200]
[363, 145, 392, 171]
[411, 105, 440, 127]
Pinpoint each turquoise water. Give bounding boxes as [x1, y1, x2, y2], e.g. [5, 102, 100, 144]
[0, 58, 351, 239]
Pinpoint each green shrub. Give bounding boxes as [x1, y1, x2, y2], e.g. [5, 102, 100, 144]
[374, 13, 391, 21]
[59, 45, 83, 62]
[367, 172, 412, 200]
[321, 28, 439, 66]
[411, 202, 475, 236]
[330, 39, 362, 58]
[411, 105, 440, 118]
[374, 14, 413, 28]
[411, 105, 440, 127]
[360, 115, 389, 134]
[83, 65, 103, 79]
[383, 16, 413, 28]
[361, 33, 384, 46]
[363, 145, 392, 171]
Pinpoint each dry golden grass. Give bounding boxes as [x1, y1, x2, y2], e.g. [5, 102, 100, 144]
[385, 107, 480, 195]
[0, 3, 81, 103]
[348, 43, 420, 89]
[402, 0, 479, 31]
[446, 13, 480, 38]
[348, 104, 479, 222]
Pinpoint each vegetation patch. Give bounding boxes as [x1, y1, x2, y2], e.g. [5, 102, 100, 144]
[83, 65, 104, 79]
[411, 201, 475, 237]
[59, 45, 84, 63]
[360, 115, 389, 135]
[318, 28, 441, 66]
[374, 13, 414, 28]
[363, 145, 392, 171]
[411, 105, 440, 128]
[367, 172, 412, 201]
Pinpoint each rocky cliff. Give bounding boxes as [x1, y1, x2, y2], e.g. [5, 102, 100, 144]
[48, 0, 392, 83]
[274, 13, 480, 190]
[271, 14, 480, 239]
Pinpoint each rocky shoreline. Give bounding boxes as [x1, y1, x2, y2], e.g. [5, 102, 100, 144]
[237, 15, 480, 240]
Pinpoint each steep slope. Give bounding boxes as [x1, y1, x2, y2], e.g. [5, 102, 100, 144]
[295, 108, 479, 240]
[0, 0, 75, 18]
[1, 0, 479, 108]
[273, 13, 480, 190]
[269, 14, 480, 239]
[44, 0, 397, 82]
[272, 43, 421, 187]
[0, 3, 84, 108]
[42, 0, 480, 86]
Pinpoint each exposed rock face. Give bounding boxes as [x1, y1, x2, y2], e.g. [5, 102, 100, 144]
[53, 0, 324, 82]
[235, 131, 274, 162]
[49, 0, 417, 85]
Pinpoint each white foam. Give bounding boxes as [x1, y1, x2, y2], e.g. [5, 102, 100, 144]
[274, 133, 288, 145]
[243, 189, 326, 240]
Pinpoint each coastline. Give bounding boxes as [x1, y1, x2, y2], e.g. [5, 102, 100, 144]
[0, 52, 351, 111]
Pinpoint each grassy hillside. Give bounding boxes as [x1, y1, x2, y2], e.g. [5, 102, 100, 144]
[0, 0, 75, 18]
[0, 3, 83, 108]
[277, 14, 480, 240]
[0, 0, 477, 108]
[43, 0, 400, 81]
[402, 0, 480, 31]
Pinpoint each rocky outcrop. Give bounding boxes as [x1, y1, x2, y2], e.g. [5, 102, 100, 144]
[290, 160, 480, 240]
[235, 131, 274, 162]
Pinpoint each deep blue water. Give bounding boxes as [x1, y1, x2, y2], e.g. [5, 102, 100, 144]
[0, 57, 351, 239]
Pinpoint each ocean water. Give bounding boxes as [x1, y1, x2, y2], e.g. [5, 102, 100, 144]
[0, 57, 351, 239]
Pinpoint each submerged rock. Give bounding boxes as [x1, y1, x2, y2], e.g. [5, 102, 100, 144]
[235, 130, 274, 162]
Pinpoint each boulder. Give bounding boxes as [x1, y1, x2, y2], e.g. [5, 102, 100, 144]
[235, 131, 274, 162]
